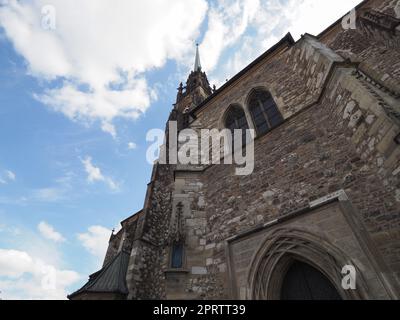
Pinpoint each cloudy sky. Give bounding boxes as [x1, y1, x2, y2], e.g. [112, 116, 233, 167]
[0, 0, 362, 299]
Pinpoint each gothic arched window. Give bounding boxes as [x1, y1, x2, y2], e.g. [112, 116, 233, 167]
[248, 89, 283, 136]
[224, 105, 249, 144]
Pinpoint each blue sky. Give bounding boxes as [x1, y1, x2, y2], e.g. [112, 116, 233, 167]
[0, 0, 362, 299]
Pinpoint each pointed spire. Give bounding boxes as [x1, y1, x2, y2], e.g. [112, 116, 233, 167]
[194, 43, 202, 72]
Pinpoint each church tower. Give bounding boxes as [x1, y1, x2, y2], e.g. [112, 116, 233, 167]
[175, 44, 213, 114]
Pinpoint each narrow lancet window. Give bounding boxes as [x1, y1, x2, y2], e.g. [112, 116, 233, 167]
[171, 242, 184, 269]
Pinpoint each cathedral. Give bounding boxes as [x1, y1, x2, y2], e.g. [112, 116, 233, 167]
[69, 0, 400, 300]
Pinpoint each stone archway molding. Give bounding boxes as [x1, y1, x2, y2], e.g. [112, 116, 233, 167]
[247, 228, 370, 300]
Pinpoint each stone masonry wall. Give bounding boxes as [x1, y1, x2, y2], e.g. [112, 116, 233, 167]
[126, 163, 175, 299]
[181, 2, 400, 295]
[321, 0, 400, 94]
[197, 63, 399, 297]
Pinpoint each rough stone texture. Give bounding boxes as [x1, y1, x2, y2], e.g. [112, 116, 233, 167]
[76, 0, 400, 300]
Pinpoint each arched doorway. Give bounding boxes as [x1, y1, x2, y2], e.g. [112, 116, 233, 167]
[247, 229, 367, 300]
[280, 261, 342, 300]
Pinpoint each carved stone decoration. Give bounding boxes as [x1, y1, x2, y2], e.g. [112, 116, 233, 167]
[176, 82, 184, 103]
[360, 9, 400, 34]
[168, 202, 186, 244]
[247, 228, 369, 300]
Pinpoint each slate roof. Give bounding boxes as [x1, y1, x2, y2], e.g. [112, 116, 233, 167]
[68, 251, 130, 299]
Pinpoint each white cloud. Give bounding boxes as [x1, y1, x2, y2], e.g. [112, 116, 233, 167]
[0, 249, 32, 278]
[0, 169, 16, 185]
[281, 0, 363, 39]
[77, 226, 111, 259]
[81, 156, 118, 191]
[28, 172, 75, 203]
[128, 142, 137, 150]
[201, 0, 260, 72]
[0, 224, 21, 236]
[38, 221, 66, 243]
[0, 0, 208, 136]
[101, 121, 117, 139]
[32, 187, 64, 202]
[201, 0, 362, 86]
[82, 157, 103, 183]
[0, 248, 80, 300]
[5, 170, 15, 181]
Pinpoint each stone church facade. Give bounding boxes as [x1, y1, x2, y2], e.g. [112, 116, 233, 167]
[69, 0, 400, 300]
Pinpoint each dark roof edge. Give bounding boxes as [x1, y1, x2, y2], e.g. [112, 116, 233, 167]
[190, 32, 295, 116]
[120, 209, 143, 226]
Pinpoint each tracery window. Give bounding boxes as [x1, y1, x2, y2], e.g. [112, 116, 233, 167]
[224, 105, 249, 145]
[248, 89, 283, 136]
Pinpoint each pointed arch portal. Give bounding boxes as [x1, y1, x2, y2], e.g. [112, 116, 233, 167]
[225, 199, 398, 301]
[246, 228, 367, 300]
[280, 260, 342, 300]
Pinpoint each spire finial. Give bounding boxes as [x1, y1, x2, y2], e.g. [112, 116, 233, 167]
[109, 228, 115, 242]
[194, 43, 202, 72]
